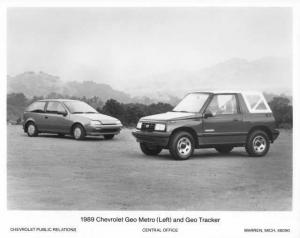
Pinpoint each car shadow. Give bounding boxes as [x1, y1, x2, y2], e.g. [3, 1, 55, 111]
[145, 149, 249, 161]
[33, 134, 106, 141]
[192, 151, 249, 159]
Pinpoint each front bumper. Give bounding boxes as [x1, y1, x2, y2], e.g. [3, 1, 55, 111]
[132, 130, 170, 147]
[85, 124, 122, 136]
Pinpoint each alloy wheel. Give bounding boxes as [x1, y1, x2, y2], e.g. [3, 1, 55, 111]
[177, 136, 192, 156]
[28, 124, 36, 136]
[74, 127, 82, 139]
[253, 135, 266, 153]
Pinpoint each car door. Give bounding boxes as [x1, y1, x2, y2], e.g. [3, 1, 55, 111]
[44, 101, 71, 133]
[201, 94, 246, 145]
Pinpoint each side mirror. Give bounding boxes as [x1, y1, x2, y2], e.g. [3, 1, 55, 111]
[203, 111, 213, 118]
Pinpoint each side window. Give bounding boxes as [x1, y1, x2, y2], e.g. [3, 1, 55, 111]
[243, 93, 271, 113]
[206, 94, 237, 116]
[26, 101, 46, 113]
[46, 102, 66, 114]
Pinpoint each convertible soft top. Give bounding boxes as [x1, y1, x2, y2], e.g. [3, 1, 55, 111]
[191, 91, 272, 114]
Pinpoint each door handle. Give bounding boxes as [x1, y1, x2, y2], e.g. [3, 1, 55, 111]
[44, 116, 48, 119]
[233, 118, 239, 121]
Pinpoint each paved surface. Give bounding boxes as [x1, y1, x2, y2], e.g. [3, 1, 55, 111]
[7, 125, 292, 210]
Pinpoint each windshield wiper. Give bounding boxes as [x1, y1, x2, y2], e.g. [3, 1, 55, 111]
[85, 111, 97, 114]
[72, 112, 84, 114]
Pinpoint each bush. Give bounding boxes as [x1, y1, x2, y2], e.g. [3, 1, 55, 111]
[101, 99, 173, 126]
[7, 93, 28, 122]
[268, 96, 293, 128]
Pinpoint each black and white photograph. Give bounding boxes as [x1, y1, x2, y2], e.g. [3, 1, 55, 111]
[2, 2, 300, 238]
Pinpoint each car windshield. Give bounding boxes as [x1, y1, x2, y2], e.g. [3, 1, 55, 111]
[173, 93, 209, 113]
[63, 101, 97, 114]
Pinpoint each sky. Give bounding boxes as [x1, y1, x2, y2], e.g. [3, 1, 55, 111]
[7, 7, 292, 91]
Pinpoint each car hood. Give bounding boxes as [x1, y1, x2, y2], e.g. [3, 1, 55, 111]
[76, 113, 120, 124]
[141, 111, 197, 122]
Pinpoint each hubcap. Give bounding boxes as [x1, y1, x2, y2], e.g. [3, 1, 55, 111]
[28, 124, 35, 135]
[74, 127, 82, 139]
[253, 136, 266, 153]
[177, 137, 192, 156]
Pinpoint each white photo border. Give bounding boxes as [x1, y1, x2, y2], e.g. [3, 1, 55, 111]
[1, 1, 299, 238]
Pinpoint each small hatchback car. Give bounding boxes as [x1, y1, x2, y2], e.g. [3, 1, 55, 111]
[132, 91, 279, 160]
[23, 99, 122, 140]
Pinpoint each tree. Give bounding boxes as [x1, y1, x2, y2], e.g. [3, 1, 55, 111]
[268, 96, 293, 128]
[7, 93, 28, 123]
[102, 99, 125, 121]
[7, 93, 27, 107]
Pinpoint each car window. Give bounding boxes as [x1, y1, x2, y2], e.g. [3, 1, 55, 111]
[63, 101, 97, 113]
[46, 102, 66, 114]
[172, 93, 209, 113]
[243, 93, 271, 113]
[26, 101, 46, 113]
[206, 94, 237, 116]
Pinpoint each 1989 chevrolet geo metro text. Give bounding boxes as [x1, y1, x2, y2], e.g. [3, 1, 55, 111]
[132, 91, 279, 160]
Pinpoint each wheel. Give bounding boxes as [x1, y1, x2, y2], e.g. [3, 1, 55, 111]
[26, 122, 38, 137]
[57, 133, 65, 137]
[104, 134, 114, 140]
[73, 124, 86, 140]
[169, 131, 195, 160]
[140, 143, 163, 156]
[245, 130, 270, 157]
[215, 145, 234, 154]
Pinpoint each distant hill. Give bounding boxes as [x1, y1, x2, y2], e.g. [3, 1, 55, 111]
[7, 71, 63, 98]
[7, 71, 132, 103]
[7, 57, 292, 104]
[127, 57, 292, 98]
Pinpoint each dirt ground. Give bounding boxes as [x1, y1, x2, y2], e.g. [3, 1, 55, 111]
[7, 125, 292, 210]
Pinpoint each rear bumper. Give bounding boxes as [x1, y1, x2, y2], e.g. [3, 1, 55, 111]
[132, 130, 170, 147]
[272, 129, 280, 141]
[85, 125, 122, 136]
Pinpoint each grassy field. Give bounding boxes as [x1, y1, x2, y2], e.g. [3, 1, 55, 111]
[7, 125, 292, 210]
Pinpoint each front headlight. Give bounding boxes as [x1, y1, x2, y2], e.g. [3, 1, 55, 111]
[136, 121, 142, 129]
[90, 120, 102, 127]
[154, 123, 166, 131]
[116, 120, 122, 125]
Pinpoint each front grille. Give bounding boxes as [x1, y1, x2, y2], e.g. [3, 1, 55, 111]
[141, 122, 155, 132]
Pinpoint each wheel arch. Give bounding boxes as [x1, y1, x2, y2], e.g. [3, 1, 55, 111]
[247, 125, 273, 142]
[70, 122, 85, 135]
[169, 127, 199, 147]
[24, 119, 36, 132]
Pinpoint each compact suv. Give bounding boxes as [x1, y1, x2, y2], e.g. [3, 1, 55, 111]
[132, 91, 279, 160]
[23, 99, 122, 140]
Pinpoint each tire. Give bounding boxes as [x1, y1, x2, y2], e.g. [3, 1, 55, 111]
[104, 134, 114, 140]
[140, 143, 163, 156]
[72, 124, 86, 140]
[26, 122, 38, 137]
[215, 145, 234, 154]
[169, 131, 195, 160]
[245, 130, 270, 157]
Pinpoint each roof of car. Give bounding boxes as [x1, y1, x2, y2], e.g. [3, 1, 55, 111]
[190, 90, 271, 113]
[38, 99, 79, 102]
[191, 90, 263, 94]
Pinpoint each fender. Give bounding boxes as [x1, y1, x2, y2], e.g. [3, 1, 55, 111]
[23, 117, 36, 132]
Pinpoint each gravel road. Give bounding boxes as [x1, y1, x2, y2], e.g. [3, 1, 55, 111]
[7, 125, 292, 210]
